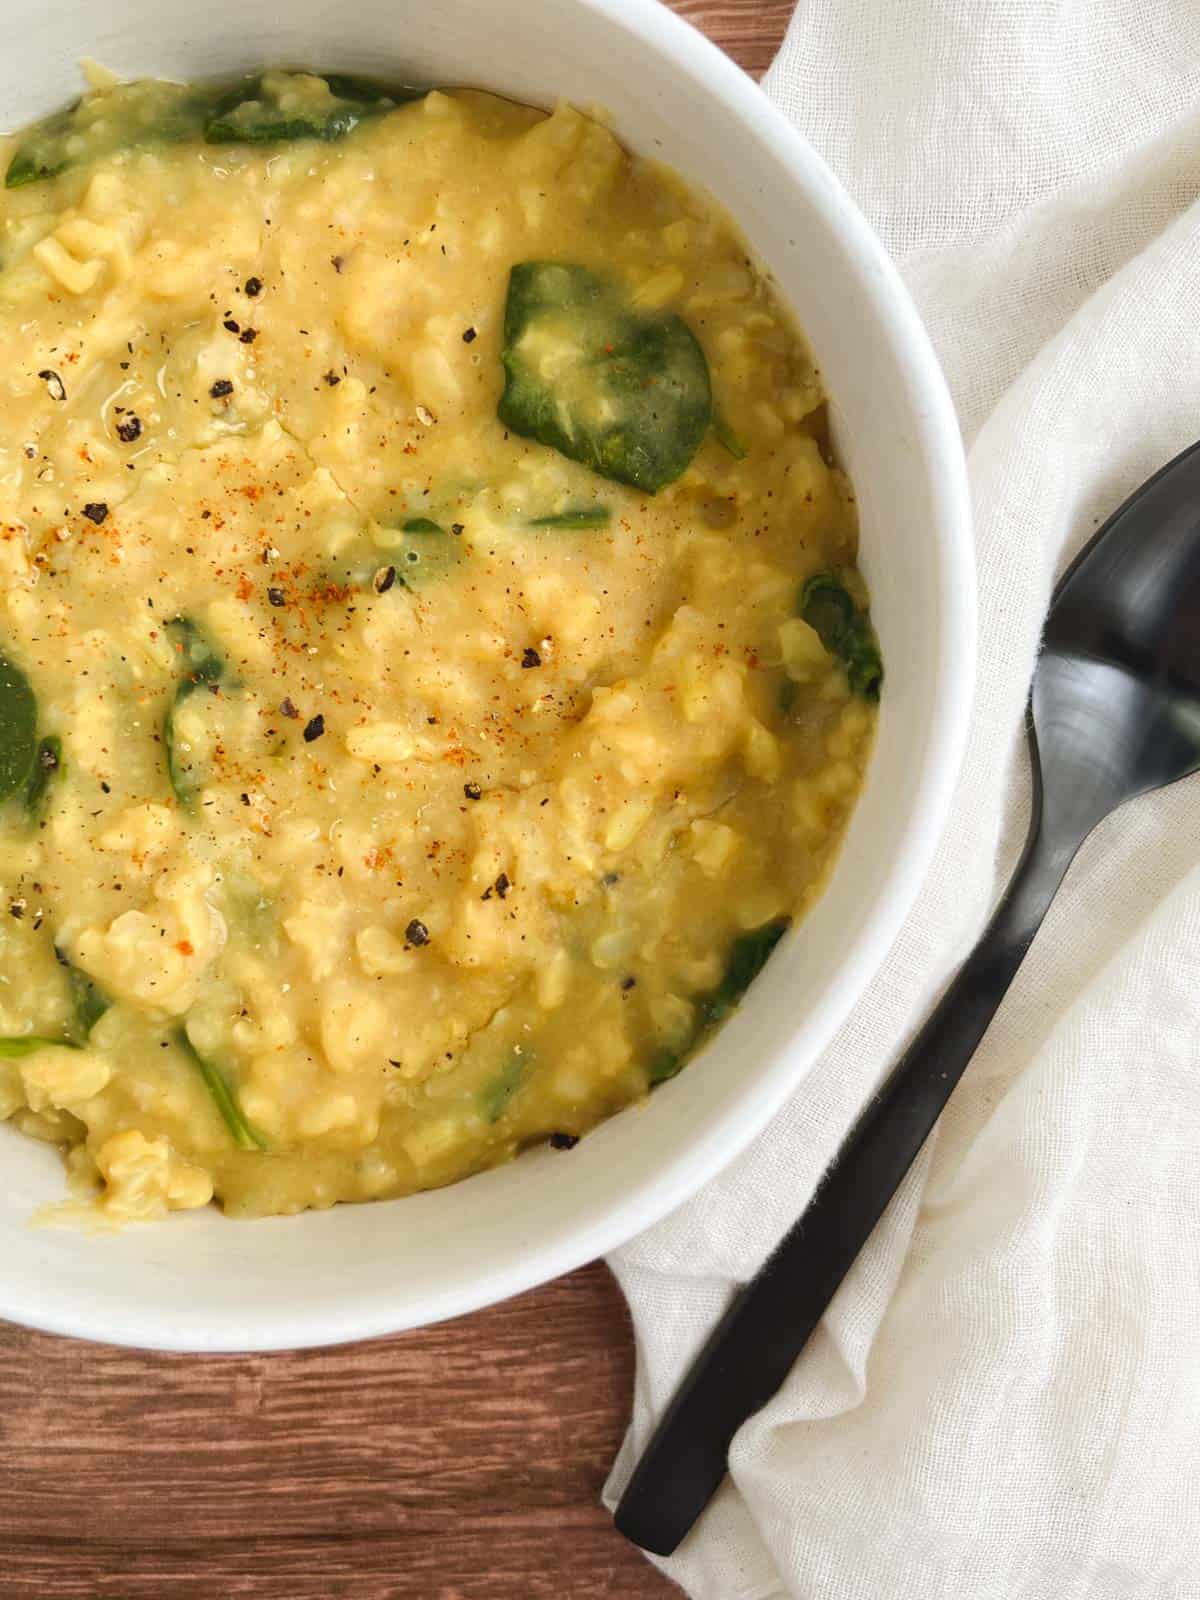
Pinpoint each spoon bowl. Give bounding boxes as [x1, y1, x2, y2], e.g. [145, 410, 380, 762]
[1035, 441, 1200, 850]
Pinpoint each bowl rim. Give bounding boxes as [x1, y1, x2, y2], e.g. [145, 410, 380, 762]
[0, 0, 975, 1351]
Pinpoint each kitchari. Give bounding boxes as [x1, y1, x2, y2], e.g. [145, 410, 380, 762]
[0, 68, 880, 1221]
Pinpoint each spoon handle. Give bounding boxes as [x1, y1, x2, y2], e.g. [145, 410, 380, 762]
[614, 805, 1072, 1558]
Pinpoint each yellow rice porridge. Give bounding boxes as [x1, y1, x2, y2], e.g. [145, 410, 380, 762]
[0, 69, 880, 1220]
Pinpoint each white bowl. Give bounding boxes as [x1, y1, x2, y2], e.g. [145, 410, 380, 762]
[0, 0, 973, 1350]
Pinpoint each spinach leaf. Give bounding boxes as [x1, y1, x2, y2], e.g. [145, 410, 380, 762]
[0, 651, 38, 804]
[5, 81, 215, 190]
[5, 103, 77, 189]
[498, 262, 712, 494]
[0, 1035, 81, 1058]
[24, 735, 62, 819]
[696, 919, 791, 1029]
[481, 1049, 528, 1124]
[648, 918, 790, 1084]
[203, 72, 406, 145]
[165, 616, 224, 687]
[5, 72, 418, 190]
[527, 507, 611, 529]
[798, 573, 883, 700]
[55, 947, 110, 1042]
[798, 573, 855, 646]
[163, 617, 228, 812]
[394, 519, 459, 584]
[0, 948, 106, 1057]
[712, 413, 748, 460]
[647, 1047, 684, 1086]
[0, 655, 65, 824]
[173, 1027, 267, 1152]
[324, 516, 461, 592]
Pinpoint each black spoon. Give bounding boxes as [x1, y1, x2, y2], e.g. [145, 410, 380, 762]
[615, 439, 1200, 1557]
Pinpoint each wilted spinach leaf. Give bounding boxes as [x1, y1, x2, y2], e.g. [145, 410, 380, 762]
[527, 507, 611, 529]
[648, 918, 790, 1084]
[481, 1048, 528, 1124]
[55, 947, 111, 1042]
[798, 573, 883, 700]
[203, 72, 409, 145]
[0, 651, 39, 804]
[5, 80, 215, 189]
[0, 1035, 82, 1057]
[174, 1027, 267, 1151]
[498, 262, 711, 494]
[163, 617, 228, 812]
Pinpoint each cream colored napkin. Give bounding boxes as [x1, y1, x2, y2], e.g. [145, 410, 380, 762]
[605, 3, 1200, 1594]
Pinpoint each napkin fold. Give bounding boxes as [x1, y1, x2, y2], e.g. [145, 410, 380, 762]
[605, 4, 1200, 1594]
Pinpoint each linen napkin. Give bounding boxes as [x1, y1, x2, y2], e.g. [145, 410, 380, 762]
[604, 4, 1200, 1595]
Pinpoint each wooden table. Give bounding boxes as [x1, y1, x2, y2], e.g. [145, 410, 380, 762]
[0, 7, 794, 1595]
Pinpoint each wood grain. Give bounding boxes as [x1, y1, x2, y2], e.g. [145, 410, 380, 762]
[670, 0, 794, 77]
[0, 7, 792, 1596]
[0, 1265, 663, 1600]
